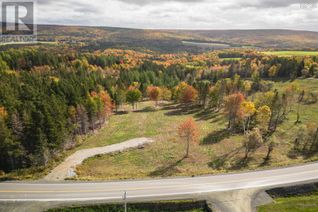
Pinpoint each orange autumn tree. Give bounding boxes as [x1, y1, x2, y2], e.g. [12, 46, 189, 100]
[89, 90, 113, 128]
[0, 107, 7, 120]
[178, 118, 199, 158]
[174, 82, 198, 105]
[98, 90, 113, 119]
[223, 92, 245, 129]
[181, 86, 198, 104]
[147, 86, 161, 106]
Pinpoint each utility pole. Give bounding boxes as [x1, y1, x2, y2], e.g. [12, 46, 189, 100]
[123, 191, 127, 212]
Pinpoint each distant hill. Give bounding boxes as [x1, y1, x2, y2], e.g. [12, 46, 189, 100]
[33, 25, 318, 52]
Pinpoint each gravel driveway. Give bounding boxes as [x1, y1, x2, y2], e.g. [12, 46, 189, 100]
[44, 137, 153, 181]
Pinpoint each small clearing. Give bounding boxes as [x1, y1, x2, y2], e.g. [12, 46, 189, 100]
[44, 137, 153, 181]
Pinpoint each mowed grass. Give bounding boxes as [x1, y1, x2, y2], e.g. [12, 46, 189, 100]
[261, 51, 318, 57]
[258, 193, 318, 212]
[76, 79, 318, 180]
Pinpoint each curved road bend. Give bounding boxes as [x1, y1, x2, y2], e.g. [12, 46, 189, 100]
[1, 163, 318, 202]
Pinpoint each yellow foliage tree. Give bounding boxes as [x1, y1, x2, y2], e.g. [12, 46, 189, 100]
[268, 65, 278, 78]
[160, 87, 172, 101]
[256, 105, 272, 131]
[240, 101, 256, 134]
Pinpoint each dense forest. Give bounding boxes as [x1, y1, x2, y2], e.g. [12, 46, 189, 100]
[1, 45, 318, 172]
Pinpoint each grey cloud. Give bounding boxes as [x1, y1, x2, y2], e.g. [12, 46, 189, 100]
[115, 0, 205, 6]
[238, 0, 310, 8]
[34, 0, 318, 31]
[187, 16, 211, 23]
[37, 0, 100, 14]
[36, 0, 69, 6]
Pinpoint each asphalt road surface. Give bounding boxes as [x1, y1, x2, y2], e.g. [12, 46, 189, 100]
[1, 163, 318, 203]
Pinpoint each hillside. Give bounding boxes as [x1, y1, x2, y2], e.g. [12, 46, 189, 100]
[35, 25, 318, 52]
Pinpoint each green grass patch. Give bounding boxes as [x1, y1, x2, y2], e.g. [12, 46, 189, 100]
[261, 51, 318, 57]
[258, 193, 318, 212]
[76, 101, 228, 150]
[76, 102, 232, 180]
[221, 57, 242, 61]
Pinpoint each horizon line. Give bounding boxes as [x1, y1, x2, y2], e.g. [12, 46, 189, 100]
[31, 23, 318, 33]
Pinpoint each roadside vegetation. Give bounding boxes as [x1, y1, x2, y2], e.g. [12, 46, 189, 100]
[258, 193, 318, 212]
[46, 200, 209, 212]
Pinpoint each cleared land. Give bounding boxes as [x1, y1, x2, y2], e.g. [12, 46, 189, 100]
[75, 79, 318, 181]
[182, 41, 231, 49]
[44, 138, 153, 181]
[3, 79, 317, 181]
[262, 51, 318, 57]
[76, 101, 229, 180]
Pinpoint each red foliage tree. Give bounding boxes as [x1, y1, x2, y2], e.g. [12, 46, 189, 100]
[178, 118, 199, 158]
[98, 90, 113, 118]
[147, 86, 161, 106]
[180, 85, 198, 104]
[223, 92, 245, 129]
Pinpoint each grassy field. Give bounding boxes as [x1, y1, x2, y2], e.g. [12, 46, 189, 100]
[76, 101, 232, 180]
[261, 51, 318, 57]
[258, 193, 318, 212]
[75, 79, 318, 181]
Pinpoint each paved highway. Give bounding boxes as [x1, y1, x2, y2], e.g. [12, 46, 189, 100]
[1, 163, 318, 202]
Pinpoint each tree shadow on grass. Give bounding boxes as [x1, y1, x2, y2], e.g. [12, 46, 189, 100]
[149, 156, 186, 177]
[114, 110, 129, 115]
[160, 102, 179, 111]
[259, 158, 270, 167]
[164, 104, 224, 124]
[201, 129, 230, 145]
[208, 146, 243, 170]
[229, 157, 251, 170]
[164, 104, 202, 116]
[134, 106, 158, 113]
[193, 109, 220, 121]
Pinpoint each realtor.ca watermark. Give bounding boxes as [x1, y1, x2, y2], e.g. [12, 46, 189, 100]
[300, 0, 318, 8]
[0, 1, 36, 44]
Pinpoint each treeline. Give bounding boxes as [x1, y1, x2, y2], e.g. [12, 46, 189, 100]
[226, 56, 318, 79]
[0, 66, 115, 171]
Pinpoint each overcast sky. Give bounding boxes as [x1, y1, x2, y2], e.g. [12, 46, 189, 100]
[35, 0, 318, 31]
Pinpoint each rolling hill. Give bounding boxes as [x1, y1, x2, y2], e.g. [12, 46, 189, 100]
[5, 24, 318, 52]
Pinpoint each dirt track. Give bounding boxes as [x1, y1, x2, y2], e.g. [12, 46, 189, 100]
[44, 137, 153, 181]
